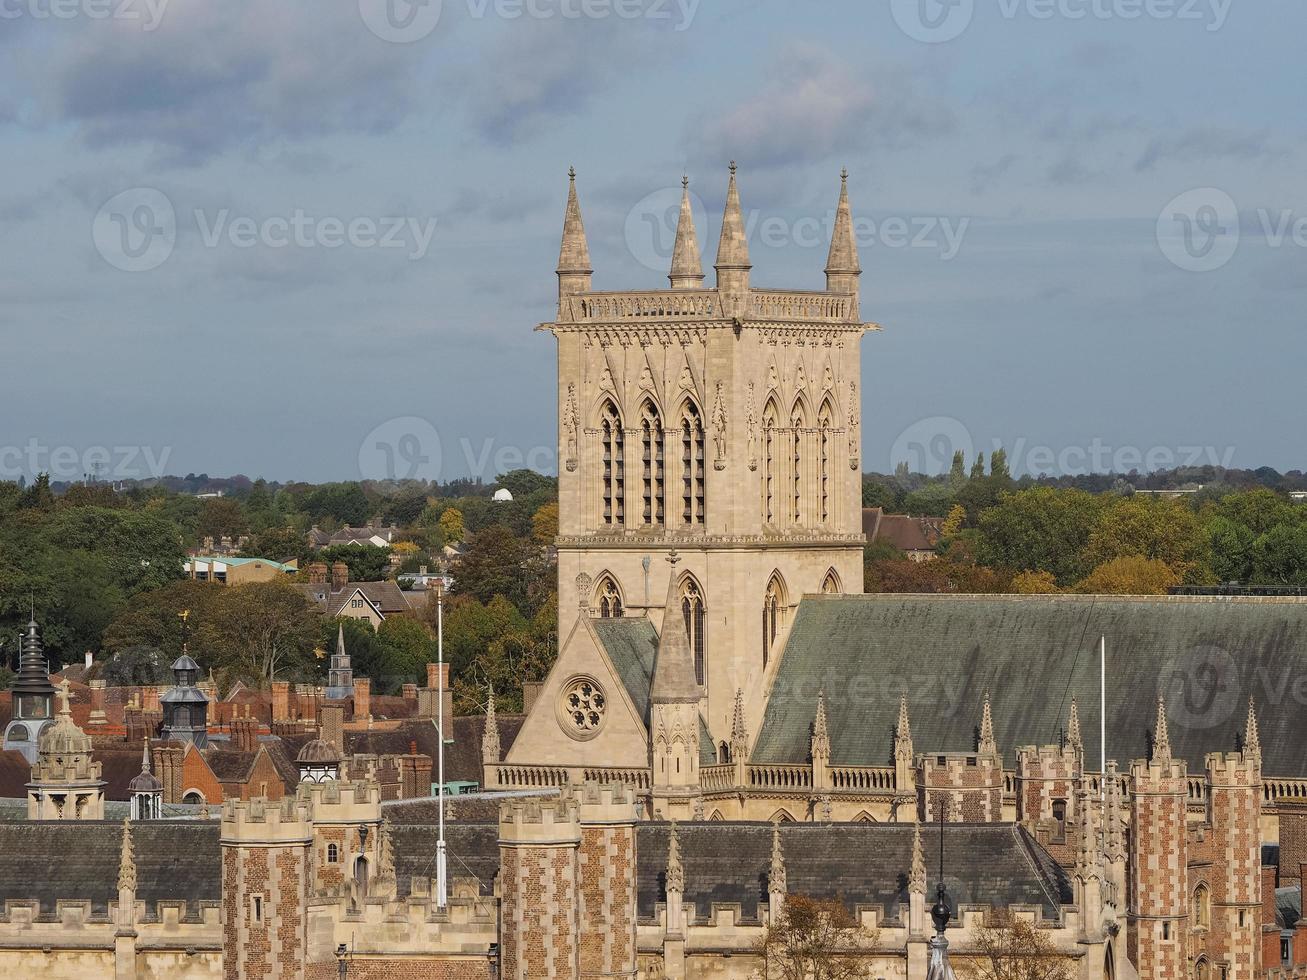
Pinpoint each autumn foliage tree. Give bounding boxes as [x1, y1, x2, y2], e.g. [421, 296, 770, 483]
[966, 917, 1073, 980]
[754, 894, 876, 980]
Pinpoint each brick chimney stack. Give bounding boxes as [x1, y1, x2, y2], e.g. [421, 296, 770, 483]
[272, 682, 290, 723]
[231, 716, 258, 753]
[353, 678, 371, 721]
[331, 562, 349, 593]
[308, 562, 328, 585]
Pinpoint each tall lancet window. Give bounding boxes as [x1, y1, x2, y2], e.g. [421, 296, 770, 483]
[681, 401, 705, 526]
[680, 578, 706, 686]
[762, 399, 779, 525]
[790, 404, 806, 526]
[600, 400, 624, 526]
[818, 400, 834, 525]
[639, 401, 664, 526]
[763, 574, 784, 667]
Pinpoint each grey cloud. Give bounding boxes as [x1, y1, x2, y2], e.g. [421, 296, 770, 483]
[1135, 127, 1277, 172]
[686, 43, 954, 173]
[35, 0, 428, 166]
[969, 154, 1019, 195]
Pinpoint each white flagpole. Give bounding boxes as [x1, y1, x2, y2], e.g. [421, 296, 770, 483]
[1100, 634, 1107, 802]
[437, 578, 447, 908]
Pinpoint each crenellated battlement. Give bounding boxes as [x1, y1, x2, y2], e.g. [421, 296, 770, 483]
[1205, 750, 1260, 786]
[220, 795, 312, 843]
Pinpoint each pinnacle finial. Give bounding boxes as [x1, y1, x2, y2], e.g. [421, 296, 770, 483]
[715, 162, 751, 281]
[978, 691, 996, 756]
[812, 690, 831, 761]
[118, 819, 137, 892]
[1153, 694, 1171, 763]
[57, 678, 72, 719]
[731, 688, 748, 755]
[769, 820, 786, 896]
[1244, 696, 1261, 761]
[141, 739, 151, 775]
[666, 821, 685, 893]
[825, 167, 861, 280]
[557, 167, 592, 283]
[910, 822, 927, 893]
[1067, 698, 1083, 754]
[669, 180, 704, 289]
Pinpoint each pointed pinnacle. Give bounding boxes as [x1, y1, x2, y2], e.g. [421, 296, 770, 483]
[1067, 698, 1083, 751]
[910, 822, 927, 892]
[557, 168, 592, 275]
[814, 691, 829, 740]
[715, 162, 751, 272]
[666, 821, 685, 893]
[978, 691, 996, 755]
[1244, 696, 1260, 757]
[769, 821, 786, 895]
[669, 176, 705, 288]
[897, 695, 912, 741]
[1153, 695, 1171, 763]
[825, 167, 861, 276]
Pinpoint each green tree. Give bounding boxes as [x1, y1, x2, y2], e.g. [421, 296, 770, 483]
[196, 580, 320, 684]
[1206, 515, 1256, 583]
[755, 894, 876, 980]
[989, 447, 1011, 480]
[970, 452, 986, 480]
[1251, 523, 1307, 586]
[374, 616, 436, 691]
[197, 497, 249, 541]
[316, 544, 391, 582]
[976, 488, 1105, 585]
[452, 525, 535, 608]
[532, 502, 559, 547]
[1081, 497, 1210, 581]
[949, 450, 967, 486]
[101, 645, 173, 686]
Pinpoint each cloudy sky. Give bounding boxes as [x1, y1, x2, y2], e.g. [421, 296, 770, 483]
[1, 0, 1303, 484]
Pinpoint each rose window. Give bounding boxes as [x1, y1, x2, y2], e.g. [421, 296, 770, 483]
[562, 678, 606, 734]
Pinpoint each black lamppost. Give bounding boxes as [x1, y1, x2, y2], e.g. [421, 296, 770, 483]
[336, 943, 349, 979]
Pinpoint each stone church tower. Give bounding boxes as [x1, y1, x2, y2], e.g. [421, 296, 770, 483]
[546, 164, 873, 739]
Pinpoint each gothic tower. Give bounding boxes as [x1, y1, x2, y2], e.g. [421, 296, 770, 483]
[548, 164, 873, 741]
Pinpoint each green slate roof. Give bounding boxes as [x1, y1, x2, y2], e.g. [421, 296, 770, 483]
[752, 594, 1307, 775]
[592, 617, 717, 767]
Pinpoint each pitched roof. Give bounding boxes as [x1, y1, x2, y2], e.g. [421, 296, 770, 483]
[863, 508, 937, 552]
[0, 821, 220, 918]
[753, 594, 1307, 774]
[636, 822, 1068, 923]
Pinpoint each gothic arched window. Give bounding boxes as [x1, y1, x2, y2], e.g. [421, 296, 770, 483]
[600, 400, 624, 526]
[761, 398, 779, 525]
[821, 569, 841, 594]
[680, 401, 705, 526]
[639, 400, 664, 527]
[327, 843, 339, 863]
[596, 576, 623, 618]
[818, 399, 835, 525]
[790, 402, 807, 525]
[763, 574, 785, 667]
[1193, 883, 1210, 930]
[680, 578, 706, 686]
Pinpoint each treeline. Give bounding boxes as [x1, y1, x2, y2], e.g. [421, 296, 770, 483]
[864, 455, 1307, 594]
[0, 471, 559, 709]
